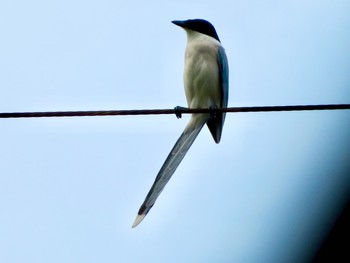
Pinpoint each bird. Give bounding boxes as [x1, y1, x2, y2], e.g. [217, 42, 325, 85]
[132, 19, 229, 228]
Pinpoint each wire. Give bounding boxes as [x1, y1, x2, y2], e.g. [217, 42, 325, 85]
[0, 104, 349, 119]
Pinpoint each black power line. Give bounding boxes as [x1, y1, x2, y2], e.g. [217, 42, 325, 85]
[0, 104, 349, 119]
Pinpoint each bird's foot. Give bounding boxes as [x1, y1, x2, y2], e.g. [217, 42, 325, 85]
[174, 106, 187, 119]
[209, 106, 218, 119]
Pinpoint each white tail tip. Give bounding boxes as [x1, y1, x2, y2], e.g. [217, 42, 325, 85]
[132, 214, 146, 228]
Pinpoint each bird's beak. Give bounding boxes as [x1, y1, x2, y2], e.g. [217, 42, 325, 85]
[172, 20, 186, 28]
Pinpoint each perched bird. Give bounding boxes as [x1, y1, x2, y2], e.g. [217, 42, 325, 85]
[132, 19, 229, 228]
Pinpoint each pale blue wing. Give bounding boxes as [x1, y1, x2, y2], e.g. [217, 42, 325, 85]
[206, 45, 229, 143]
[218, 45, 229, 109]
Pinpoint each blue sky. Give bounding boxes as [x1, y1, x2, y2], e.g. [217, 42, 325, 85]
[1, 1, 349, 262]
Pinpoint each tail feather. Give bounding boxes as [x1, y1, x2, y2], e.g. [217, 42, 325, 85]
[132, 116, 208, 227]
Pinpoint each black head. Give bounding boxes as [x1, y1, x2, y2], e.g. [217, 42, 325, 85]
[172, 19, 220, 42]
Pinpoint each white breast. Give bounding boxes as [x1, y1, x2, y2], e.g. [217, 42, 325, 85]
[183, 30, 222, 109]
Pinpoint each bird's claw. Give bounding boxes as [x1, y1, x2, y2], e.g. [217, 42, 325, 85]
[174, 106, 187, 119]
[209, 106, 218, 119]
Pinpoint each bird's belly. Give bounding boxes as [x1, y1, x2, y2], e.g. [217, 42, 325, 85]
[184, 55, 220, 109]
